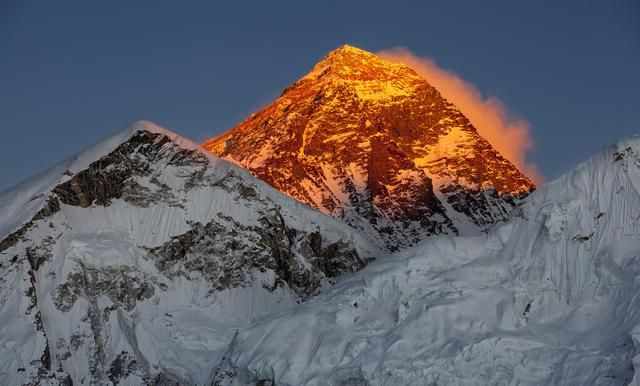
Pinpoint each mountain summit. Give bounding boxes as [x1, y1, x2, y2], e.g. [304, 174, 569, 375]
[204, 44, 535, 248]
[0, 121, 379, 385]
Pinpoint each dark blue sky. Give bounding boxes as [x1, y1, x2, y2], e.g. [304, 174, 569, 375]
[1, 0, 639, 191]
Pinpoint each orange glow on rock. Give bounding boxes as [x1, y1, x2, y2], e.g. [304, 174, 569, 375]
[377, 47, 543, 183]
[202, 45, 537, 247]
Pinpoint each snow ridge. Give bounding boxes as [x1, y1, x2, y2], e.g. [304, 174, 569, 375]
[210, 136, 640, 385]
[0, 122, 381, 385]
[1, 117, 639, 385]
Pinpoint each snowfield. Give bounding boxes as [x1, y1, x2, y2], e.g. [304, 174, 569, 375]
[213, 136, 640, 385]
[1, 120, 639, 385]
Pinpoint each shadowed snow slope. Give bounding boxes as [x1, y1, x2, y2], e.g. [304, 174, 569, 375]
[0, 121, 381, 385]
[211, 136, 640, 386]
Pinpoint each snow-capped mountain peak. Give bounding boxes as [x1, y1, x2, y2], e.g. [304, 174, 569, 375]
[1, 118, 639, 385]
[203, 45, 535, 250]
[0, 121, 381, 385]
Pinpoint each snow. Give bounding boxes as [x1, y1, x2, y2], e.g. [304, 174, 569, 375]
[2, 118, 640, 385]
[353, 80, 410, 101]
[214, 136, 640, 385]
[0, 120, 208, 242]
[0, 121, 382, 385]
[413, 126, 475, 188]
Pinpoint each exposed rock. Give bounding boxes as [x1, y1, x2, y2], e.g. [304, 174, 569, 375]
[108, 351, 142, 385]
[203, 45, 535, 249]
[0, 196, 59, 254]
[53, 264, 155, 313]
[149, 208, 366, 299]
[53, 130, 207, 208]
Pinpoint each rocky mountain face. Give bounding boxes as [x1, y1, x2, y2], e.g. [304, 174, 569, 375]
[0, 121, 379, 386]
[203, 45, 535, 249]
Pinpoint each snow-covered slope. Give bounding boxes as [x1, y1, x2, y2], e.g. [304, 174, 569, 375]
[3, 118, 639, 386]
[0, 121, 381, 385]
[210, 136, 640, 385]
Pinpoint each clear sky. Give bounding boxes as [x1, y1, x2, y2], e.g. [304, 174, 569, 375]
[1, 0, 639, 192]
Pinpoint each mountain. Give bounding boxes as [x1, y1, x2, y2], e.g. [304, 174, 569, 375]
[210, 136, 640, 385]
[203, 45, 535, 250]
[1, 121, 639, 385]
[0, 121, 381, 386]
[1, 47, 636, 385]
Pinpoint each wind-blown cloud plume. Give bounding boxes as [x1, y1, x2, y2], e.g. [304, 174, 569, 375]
[378, 47, 543, 183]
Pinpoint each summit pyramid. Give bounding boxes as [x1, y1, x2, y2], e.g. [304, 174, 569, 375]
[204, 45, 535, 249]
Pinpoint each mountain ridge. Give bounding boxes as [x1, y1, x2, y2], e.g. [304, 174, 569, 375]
[0, 120, 381, 385]
[0, 117, 638, 385]
[210, 134, 640, 385]
[2, 42, 637, 385]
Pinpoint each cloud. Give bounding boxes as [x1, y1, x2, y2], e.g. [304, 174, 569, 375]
[377, 47, 543, 183]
